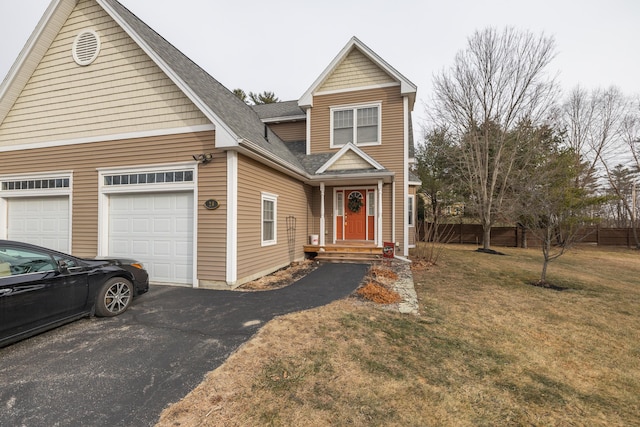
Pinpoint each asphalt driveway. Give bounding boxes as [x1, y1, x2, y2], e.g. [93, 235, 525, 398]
[0, 262, 369, 427]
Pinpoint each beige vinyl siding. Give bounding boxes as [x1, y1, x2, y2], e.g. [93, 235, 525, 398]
[327, 150, 374, 171]
[309, 86, 406, 248]
[318, 48, 396, 93]
[196, 151, 227, 283]
[267, 121, 306, 142]
[0, 0, 209, 147]
[236, 154, 311, 283]
[0, 131, 227, 282]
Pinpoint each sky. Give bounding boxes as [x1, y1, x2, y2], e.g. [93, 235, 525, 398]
[1, 0, 639, 136]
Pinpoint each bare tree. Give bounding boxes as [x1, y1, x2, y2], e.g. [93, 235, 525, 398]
[429, 27, 559, 250]
[565, 87, 640, 247]
[564, 86, 630, 183]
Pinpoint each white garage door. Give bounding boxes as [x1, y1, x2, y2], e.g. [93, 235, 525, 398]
[7, 197, 70, 252]
[109, 192, 193, 285]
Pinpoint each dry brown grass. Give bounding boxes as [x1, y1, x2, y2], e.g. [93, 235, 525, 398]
[157, 244, 640, 426]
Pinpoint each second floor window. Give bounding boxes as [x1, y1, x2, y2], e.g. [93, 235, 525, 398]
[332, 104, 380, 147]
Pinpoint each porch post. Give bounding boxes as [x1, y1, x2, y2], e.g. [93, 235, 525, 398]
[378, 179, 383, 247]
[320, 182, 326, 246]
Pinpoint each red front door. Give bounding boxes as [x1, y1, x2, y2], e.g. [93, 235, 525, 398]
[344, 190, 366, 240]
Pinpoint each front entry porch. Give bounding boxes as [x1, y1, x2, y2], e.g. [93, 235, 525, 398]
[316, 181, 385, 248]
[303, 240, 383, 262]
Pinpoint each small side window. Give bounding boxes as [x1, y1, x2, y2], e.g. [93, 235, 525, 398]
[261, 193, 278, 246]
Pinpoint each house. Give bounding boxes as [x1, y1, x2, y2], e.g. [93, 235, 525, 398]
[0, 0, 419, 289]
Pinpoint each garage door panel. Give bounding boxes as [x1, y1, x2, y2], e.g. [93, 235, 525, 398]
[131, 218, 150, 232]
[109, 193, 193, 285]
[153, 241, 171, 256]
[153, 219, 171, 233]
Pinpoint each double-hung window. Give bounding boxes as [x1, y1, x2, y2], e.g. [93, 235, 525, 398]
[261, 193, 277, 246]
[331, 103, 381, 147]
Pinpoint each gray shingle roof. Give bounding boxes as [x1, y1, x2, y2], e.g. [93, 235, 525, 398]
[101, 0, 304, 171]
[252, 101, 305, 121]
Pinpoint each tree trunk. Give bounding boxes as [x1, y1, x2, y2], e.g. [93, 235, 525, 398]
[632, 224, 640, 250]
[540, 232, 551, 283]
[482, 224, 491, 250]
[540, 258, 549, 283]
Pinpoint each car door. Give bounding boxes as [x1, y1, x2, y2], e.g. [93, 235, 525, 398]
[0, 244, 89, 339]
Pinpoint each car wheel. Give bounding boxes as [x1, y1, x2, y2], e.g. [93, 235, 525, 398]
[95, 277, 133, 317]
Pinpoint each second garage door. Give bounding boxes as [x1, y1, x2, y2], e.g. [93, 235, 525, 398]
[108, 192, 194, 285]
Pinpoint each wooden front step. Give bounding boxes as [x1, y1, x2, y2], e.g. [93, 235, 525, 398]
[304, 243, 383, 263]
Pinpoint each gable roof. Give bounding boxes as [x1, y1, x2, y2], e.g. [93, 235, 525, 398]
[0, 0, 305, 174]
[298, 36, 417, 109]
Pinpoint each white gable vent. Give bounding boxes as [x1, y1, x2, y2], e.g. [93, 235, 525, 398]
[72, 30, 101, 66]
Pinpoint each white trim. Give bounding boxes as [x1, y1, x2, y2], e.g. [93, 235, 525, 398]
[305, 108, 311, 156]
[0, 124, 215, 153]
[392, 180, 396, 247]
[403, 96, 409, 257]
[377, 180, 383, 247]
[226, 152, 238, 285]
[261, 115, 306, 123]
[0, 170, 73, 250]
[191, 166, 199, 288]
[261, 192, 278, 247]
[314, 82, 399, 97]
[329, 102, 382, 148]
[96, 161, 195, 174]
[320, 183, 325, 246]
[316, 142, 385, 174]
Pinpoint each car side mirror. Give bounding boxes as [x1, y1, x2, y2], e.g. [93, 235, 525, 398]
[57, 260, 70, 273]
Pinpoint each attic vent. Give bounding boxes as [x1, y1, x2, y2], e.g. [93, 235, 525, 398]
[72, 30, 100, 66]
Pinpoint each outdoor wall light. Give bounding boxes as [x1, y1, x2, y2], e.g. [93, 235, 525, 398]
[192, 153, 213, 164]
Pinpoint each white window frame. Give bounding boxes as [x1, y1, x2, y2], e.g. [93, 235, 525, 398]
[261, 192, 278, 246]
[330, 102, 382, 148]
[408, 194, 415, 227]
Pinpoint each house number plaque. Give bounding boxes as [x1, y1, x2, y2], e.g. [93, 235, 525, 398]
[204, 199, 220, 210]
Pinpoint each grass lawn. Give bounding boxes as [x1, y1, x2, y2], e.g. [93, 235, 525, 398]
[157, 244, 640, 426]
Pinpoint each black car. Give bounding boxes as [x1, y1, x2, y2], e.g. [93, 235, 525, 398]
[0, 240, 149, 348]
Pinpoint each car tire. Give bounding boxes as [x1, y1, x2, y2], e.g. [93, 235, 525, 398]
[95, 277, 133, 317]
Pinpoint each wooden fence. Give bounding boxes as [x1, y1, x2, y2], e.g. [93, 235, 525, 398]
[418, 223, 640, 248]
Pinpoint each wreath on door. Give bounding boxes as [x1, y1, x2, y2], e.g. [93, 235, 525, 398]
[348, 191, 364, 213]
